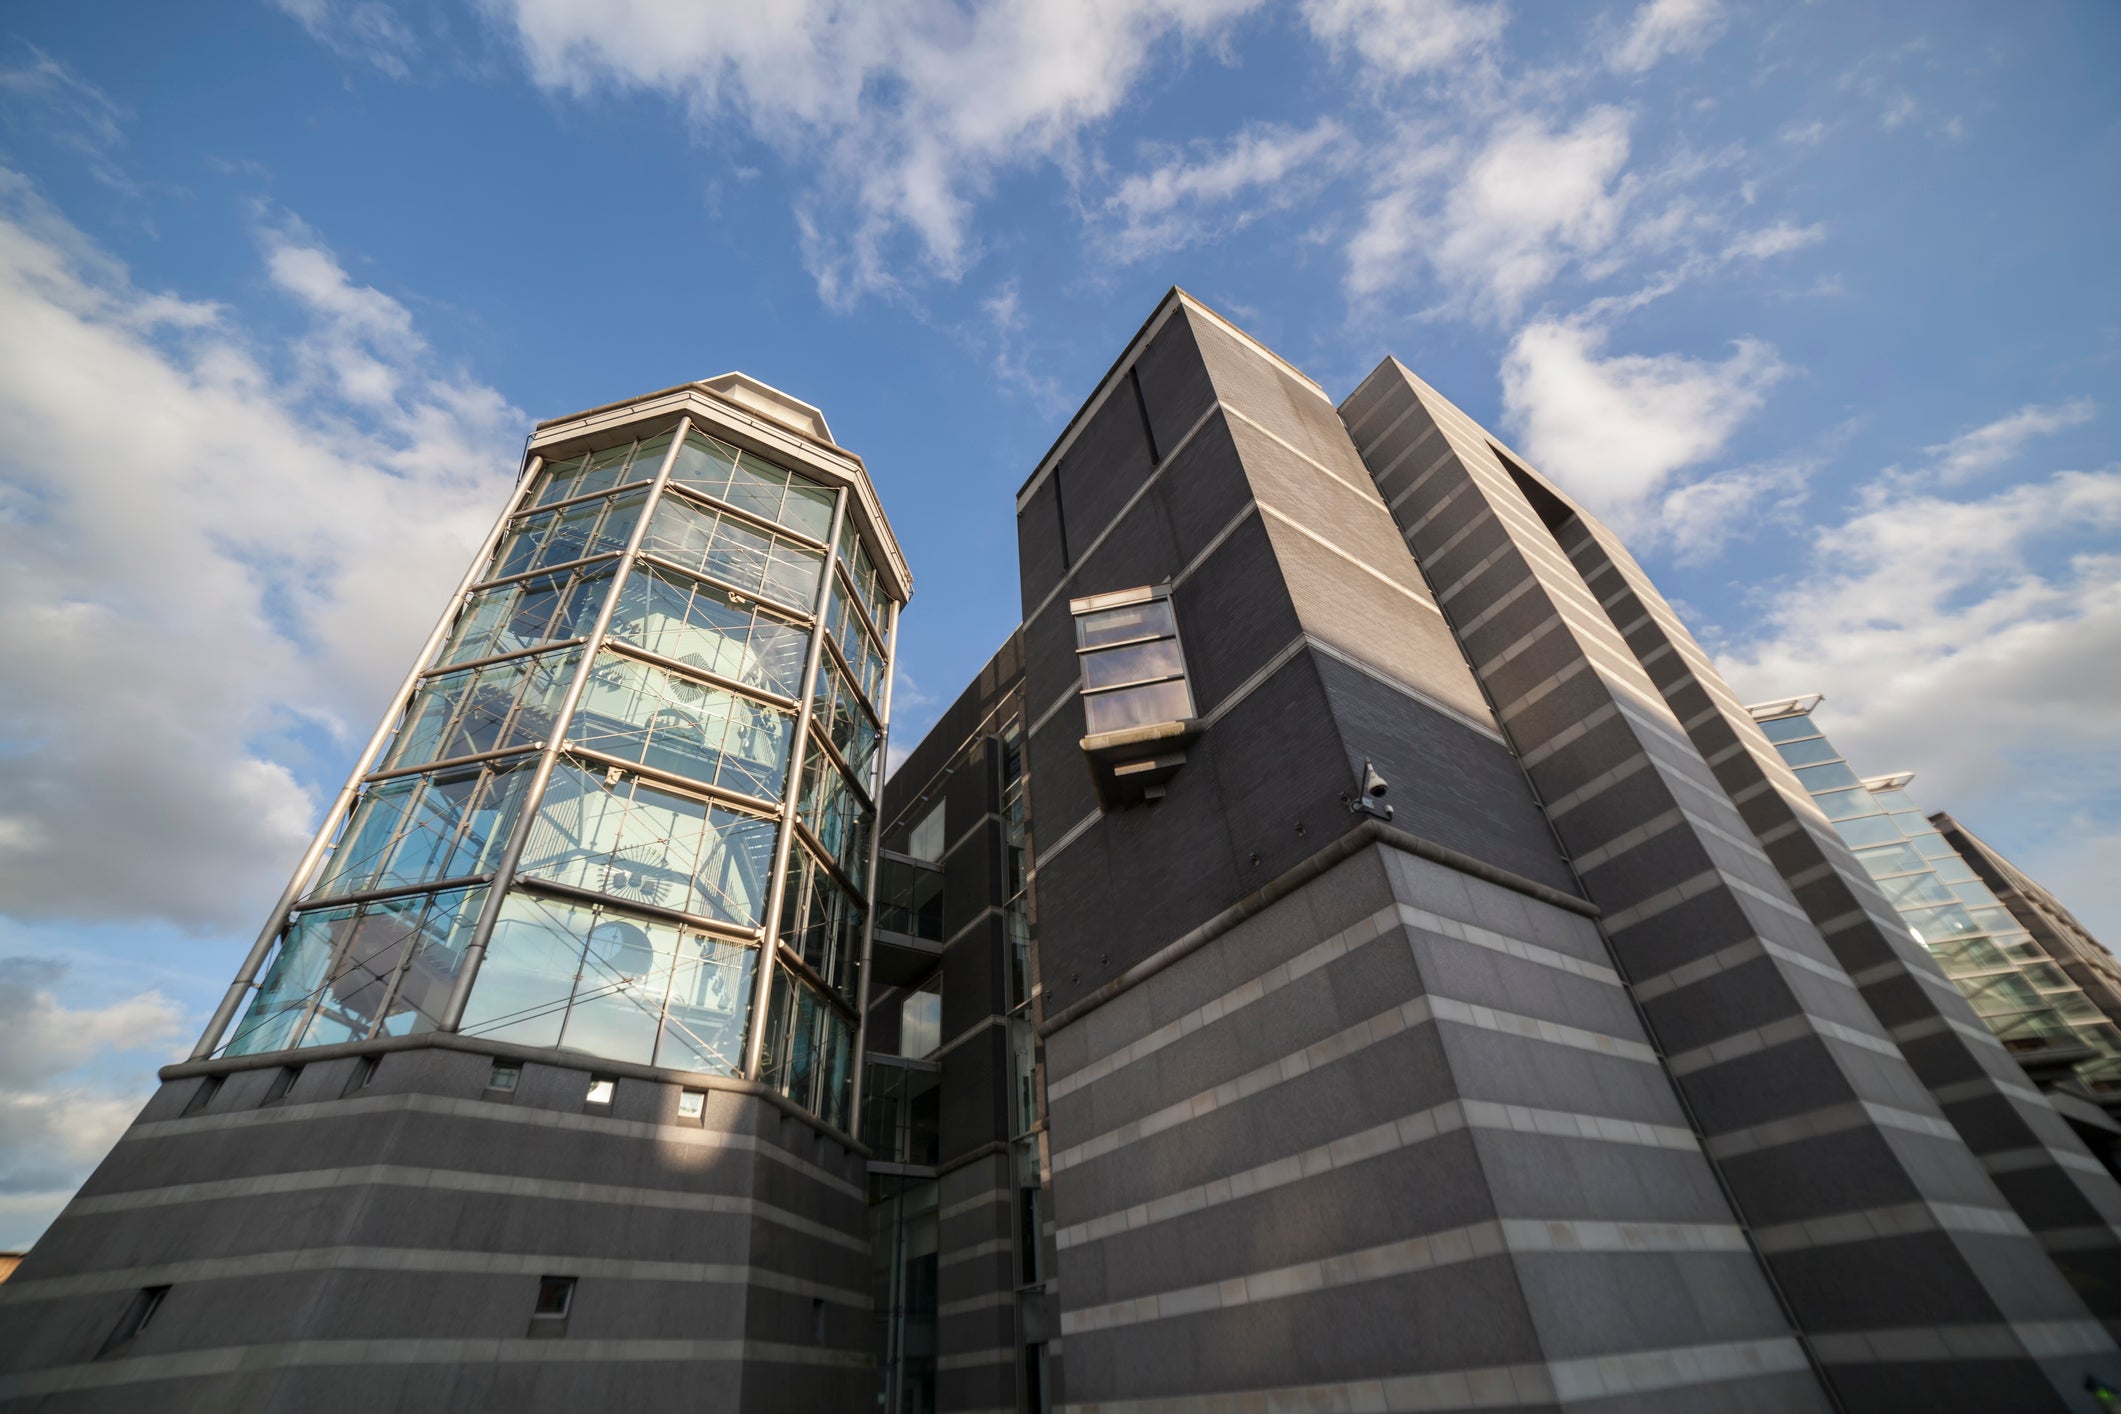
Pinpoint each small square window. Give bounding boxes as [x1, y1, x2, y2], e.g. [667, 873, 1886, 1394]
[585, 1077, 616, 1106]
[677, 1090, 706, 1120]
[487, 1062, 521, 1092]
[1071, 587, 1195, 738]
[534, 1275, 576, 1318]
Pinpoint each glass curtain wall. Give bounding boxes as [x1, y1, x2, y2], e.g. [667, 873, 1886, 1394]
[223, 418, 897, 1131]
[1756, 708, 2121, 1085]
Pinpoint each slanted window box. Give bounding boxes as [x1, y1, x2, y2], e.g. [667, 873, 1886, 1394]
[1071, 585, 1199, 809]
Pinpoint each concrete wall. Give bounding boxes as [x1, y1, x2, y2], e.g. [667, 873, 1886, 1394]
[0, 1042, 869, 1413]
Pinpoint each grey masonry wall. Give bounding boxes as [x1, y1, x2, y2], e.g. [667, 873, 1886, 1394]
[0, 1040, 871, 1413]
[1340, 354, 2121, 1410]
[1023, 292, 1831, 1412]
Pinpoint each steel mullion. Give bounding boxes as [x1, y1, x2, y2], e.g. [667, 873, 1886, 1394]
[515, 474, 659, 520]
[772, 940, 859, 1025]
[658, 476, 833, 554]
[192, 451, 549, 1059]
[561, 744, 783, 820]
[596, 637, 801, 713]
[294, 873, 494, 912]
[842, 595, 900, 1129]
[436, 419, 692, 1033]
[789, 817, 869, 907]
[508, 872, 759, 947]
[632, 550, 816, 627]
[741, 485, 850, 1082]
[830, 555, 888, 653]
[469, 549, 624, 595]
[417, 638, 589, 682]
[801, 726, 876, 816]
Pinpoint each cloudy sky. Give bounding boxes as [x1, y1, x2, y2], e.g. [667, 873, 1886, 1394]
[0, 0, 2115, 1246]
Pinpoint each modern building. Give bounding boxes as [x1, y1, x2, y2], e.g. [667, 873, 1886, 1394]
[0, 374, 908, 1411]
[1746, 697, 2121, 1126]
[7, 291, 2121, 1413]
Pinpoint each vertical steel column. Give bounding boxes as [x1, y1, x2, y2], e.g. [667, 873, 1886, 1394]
[191, 451, 546, 1060]
[741, 489, 851, 1082]
[842, 595, 900, 1125]
[435, 421, 689, 1033]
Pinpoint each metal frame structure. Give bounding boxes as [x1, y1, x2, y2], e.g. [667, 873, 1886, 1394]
[192, 381, 908, 1138]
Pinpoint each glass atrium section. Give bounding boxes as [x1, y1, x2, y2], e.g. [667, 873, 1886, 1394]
[609, 564, 809, 700]
[518, 763, 778, 927]
[667, 429, 836, 542]
[230, 886, 486, 1055]
[642, 492, 824, 612]
[1758, 706, 2121, 1083]
[215, 404, 903, 1134]
[572, 651, 791, 801]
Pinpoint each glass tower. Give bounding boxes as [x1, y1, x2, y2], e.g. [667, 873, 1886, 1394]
[1748, 697, 2121, 1088]
[192, 373, 907, 1132]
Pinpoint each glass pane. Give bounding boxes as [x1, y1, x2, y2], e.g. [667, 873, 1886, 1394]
[668, 430, 742, 502]
[1792, 760, 1862, 793]
[571, 651, 792, 801]
[301, 895, 428, 1047]
[489, 490, 645, 581]
[1080, 638, 1185, 691]
[659, 934, 756, 1075]
[836, 520, 890, 637]
[530, 453, 589, 507]
[518, 763, 778, 926]
[1077, 599, 1176, 650]
[1869, 790, 1915, 813]
[384, 651, 578, 772]
[1853, 842, 1927, 878]
[1756, 714, 1819, 744]
[1083, 678, 1195, 735]
[781, 844, 863, 1002]
[372, 887, 486, 1037]
[458, 891, 593, 1049]
[1772, 736, 1840, 769]
[643, 496, 824, 611]
[1815, 788, 1883, 823]
[559, 911, 682, 1066]
[610, 564, 809, 699]
[825, 581, 886, 704]
[227, 906, 352, 1055]
[1832, 812, 1905, 847]
[798, 747, 871, 880]
[1878, 871, 1954, 909]
[901, 986, 941, 1059]
[1903, 901, 1980, 941]
[309, 763, 530, 900]
[813, 653, 881, 787]
[439, 566, 612, 667]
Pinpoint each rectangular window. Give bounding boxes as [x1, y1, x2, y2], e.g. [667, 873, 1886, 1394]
[900, 980, 941, 1060]
[640, 493, 824, 612]
[1755, 714, 1820, 745]
[677, 1089, 706, 1121]
[570, 650, 792, 801]
[585, 1077, 616, 1106]
[265, 1066, 302, 1102]
[1072, 588, 1195, 736]
[488, 488, 647, 583]
[99, 1286, 169, 1355]
[308, 763, 530, 901]
[487, 1061, 521, 1092]
[383, 650, 579, 774]
[667, 430, 836, 543]
[534, 1275, 576, 1318]
[182, 1075, 222, 1116]
[530, 429, 674, 508]
[609, 563, 810, 701]
[907, 803, 946, 864]
[439, 565, 613, 668]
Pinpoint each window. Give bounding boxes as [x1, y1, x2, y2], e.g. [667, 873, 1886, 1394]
[534, 1276, 576, 1318]
[677, 1089, 706, 1121]
[907, 803, 946, 864]
[585, 1077, 617, 1107]
[487, 1061, 521, 1092]
[900, 979, 941, 1060]
[99, 1286, 169, 1356]
[344, 1057, 380, 1095]
[265, 1066, 303, 1102]
[1071, 587, 1195, 736]
[182, 1075, 222, 1117]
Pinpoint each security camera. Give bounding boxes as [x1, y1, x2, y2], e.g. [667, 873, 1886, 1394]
[1344, 760, 1394, 821]
[1361, 761, 1388, 799]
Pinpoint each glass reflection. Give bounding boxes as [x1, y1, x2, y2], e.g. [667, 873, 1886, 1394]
[572, 651, 791, 801]
[668, 430, 836, 542]
[642, 495, 824, 612]
[610, 564, 809, 699]
[385, 650, 578, 772]
[440, 565, 611, 667]
[310, 763, 529, 900]
[530, 430, 673, 508]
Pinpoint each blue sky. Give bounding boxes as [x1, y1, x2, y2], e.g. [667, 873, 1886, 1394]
[0, 0, 2115, 1245]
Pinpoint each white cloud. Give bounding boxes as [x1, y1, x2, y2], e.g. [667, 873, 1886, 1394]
[1656, 458, 1809, 563]
[1723, 219, 1826, 261]
[489, 0, 1263, 306]
[1717, 468, 2121, 828]
[1301, 0, 1505, 79]
[1917, 397, 2096, 484]
[1349, 106, 1635, 319]
[1499, 317, 1786, 519]
[0, 50, 133, 194]
[1609, 0, 1724, 74]
[270, 0, 420, 78]
[1104, 118, 1353, 263]
[0, 957, 182, 1244]
[0, 172, 518, 932]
